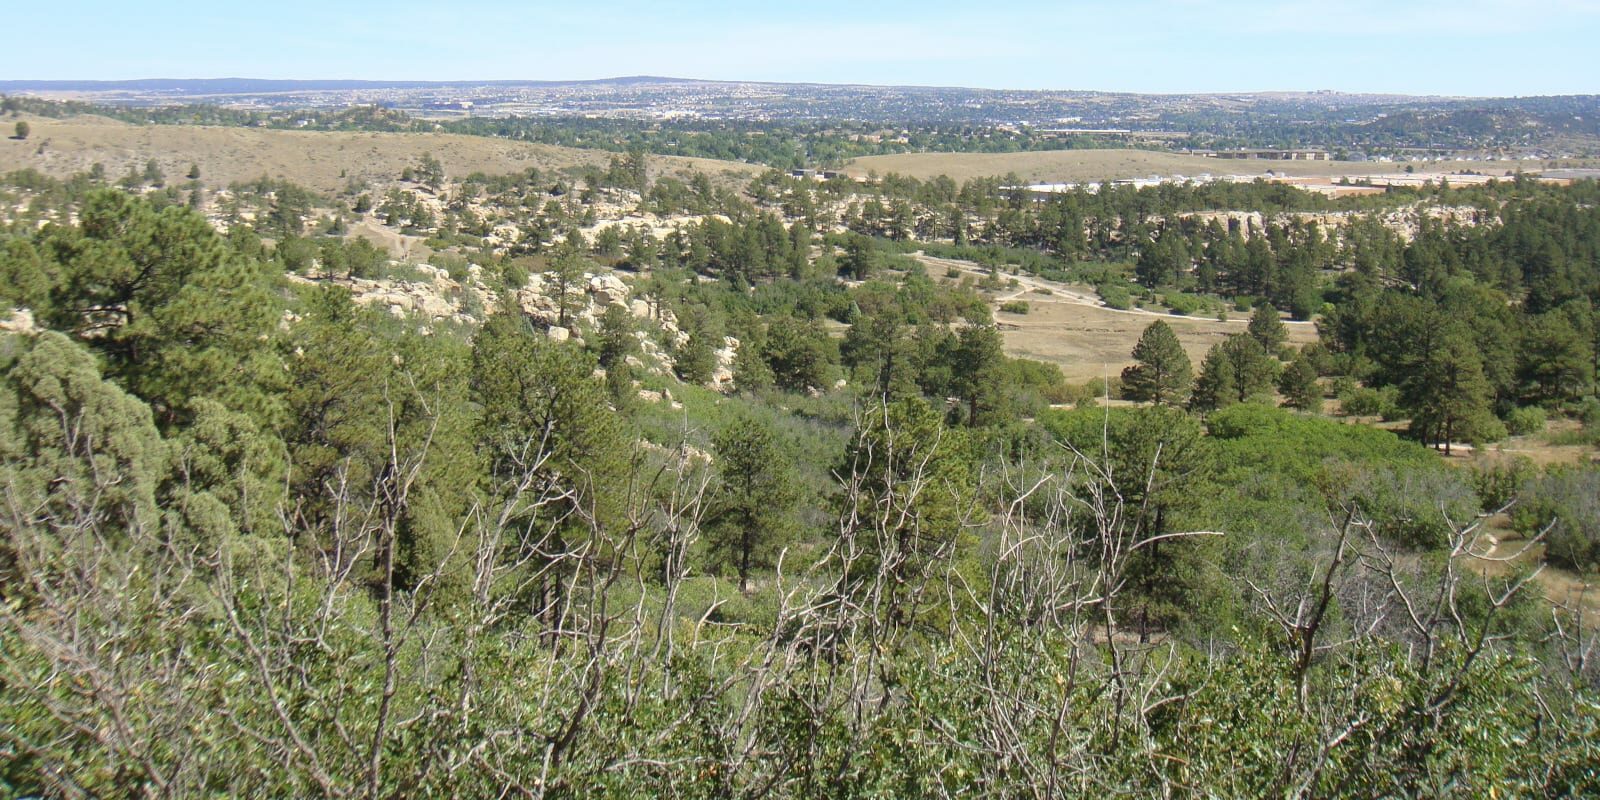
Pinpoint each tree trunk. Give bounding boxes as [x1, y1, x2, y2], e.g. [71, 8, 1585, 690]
[740, 523, 751, 594]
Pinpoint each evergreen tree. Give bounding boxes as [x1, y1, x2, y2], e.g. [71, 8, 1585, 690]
[0, 238, 56, 314]
[1279, 349, 1322, 412]
[950, 323, 1006, 426]
[1191, 334, 1276, 411]
[708, 415, 797, 593]
[39, 190, 285, 427]
[168, 397, 288, 544]
[674, 311, 718, 386]
[1247, 303, 1287, 354]
[471, 309, 629, 622]
[1190, 344, 1237, 413]
[842, 234, 877, 281]
[1136, 230, 1190, 289]
[841, 283, 916, 400]
[594, 304, 637, 371]
[765, 315, 832, 393]
[1405, 327, 1498, 455]
[730, 322, 775, 394]
[3, 332, 166, 538]
[1121, 320, 1193, 406]
[546, 242, 588, 329]
[1518, 313, 1593, 405]
[1045, 406, 1216, 636]
[840, 398, 976, 626]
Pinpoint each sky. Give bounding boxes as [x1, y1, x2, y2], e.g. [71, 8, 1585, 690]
[5, 0, 1598, 95]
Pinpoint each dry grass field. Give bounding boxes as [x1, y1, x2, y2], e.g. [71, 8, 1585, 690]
[0, 114, 763, 195]
[997, 296, 1316, 383]
[843, 149, 1535, 184]
[920, 253, 1317, 382]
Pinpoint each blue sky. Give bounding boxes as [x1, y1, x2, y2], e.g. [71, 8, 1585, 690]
[6, 0, 1598, 95]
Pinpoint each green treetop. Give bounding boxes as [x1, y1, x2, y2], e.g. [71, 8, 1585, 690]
[1122, 320, 1193, 406]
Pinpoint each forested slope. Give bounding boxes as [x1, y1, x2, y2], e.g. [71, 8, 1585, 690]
[1, 161, 1598, 796]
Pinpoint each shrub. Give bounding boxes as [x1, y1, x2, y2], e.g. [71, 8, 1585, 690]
[1468, 457, 1534, 513]
[1576, 397, 1600, 429]
[1165, 293, 1204, 316]
[999, 301, 1030, 315]
[1466, 415, 1508, 447]
[1340, 386, 1386, 417]
[1098, 283, 1132, 310]
[1503, 406, 1547, 437]
[1329, 375, 1358, 399]
[1512, 467, 1600, 572]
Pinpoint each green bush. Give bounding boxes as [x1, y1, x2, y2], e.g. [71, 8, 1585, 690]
[1504, 406, 1547, 436]
[1469, 457, 1534, 513]
[1328, 375, 1358, 399]
[1576, 397, 1600, 429]
[1340, 386, 1388, 417]
[999, 300, 1030, 315]
[1098, 283, 1132, 310]
[1165, 293, 1205, 316]
[1512, 467, 1600, 573]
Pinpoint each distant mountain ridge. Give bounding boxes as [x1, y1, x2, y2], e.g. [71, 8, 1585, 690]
[0, 76, 699, 93]
[4, 77, 1594, 154]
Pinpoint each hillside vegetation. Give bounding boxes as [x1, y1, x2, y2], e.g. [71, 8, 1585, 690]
[1, 136, 1598, 796]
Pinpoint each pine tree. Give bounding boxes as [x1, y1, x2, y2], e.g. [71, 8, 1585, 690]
[1278, 349, 1322, 412]
[731, 323, 775, 394]
[1191, 334, 1277, 411]
[5, 332, 166, 536]
[1121, 320, 1193, 406]
[1406, 327, 1498, 455]
[674, 311, 718, 386]
[1247, 303, 1287, 354]
[39, 190, 285, 428]
[595, 304, 637, 371]
[951, 323, 1006, 426]
[839, 398, 976, 626]
[1190, 343, 1237, 412]
[471, 310, 629, 623]
[765, 315, 832, 393]
[709, 415, 797, 593]
[546, 242, 588, 329]
[841, 283, 915, 400]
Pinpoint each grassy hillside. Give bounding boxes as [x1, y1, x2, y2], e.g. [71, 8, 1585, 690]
[0, 114, 763, 194]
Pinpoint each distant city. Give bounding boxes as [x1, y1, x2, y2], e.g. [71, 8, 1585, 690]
[3, 77, 1596, 162]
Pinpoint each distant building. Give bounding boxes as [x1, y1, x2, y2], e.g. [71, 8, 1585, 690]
[1196, 148, 1331, 161]
[788, 169, 846, 182]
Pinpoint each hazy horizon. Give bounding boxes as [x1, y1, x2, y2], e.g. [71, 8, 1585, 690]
[0, 74, 1574, 100]
[3, 1, 1597, 97]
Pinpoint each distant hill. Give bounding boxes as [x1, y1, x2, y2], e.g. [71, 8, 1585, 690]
[0, 114, 762, 195]
[0, 76, 700, 94]
[3, 78, 1595, 156]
